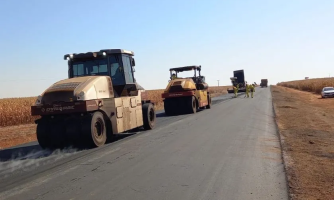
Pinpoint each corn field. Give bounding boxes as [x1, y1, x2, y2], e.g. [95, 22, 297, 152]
[277, 78, 334, 94]
[0, 97, 39, 127]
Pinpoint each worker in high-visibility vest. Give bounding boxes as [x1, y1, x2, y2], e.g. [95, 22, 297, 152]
[250, 84, 255, 98]
[236, 83, 240, 97]
[171, 73, 176, 80]
[233, 86, 237, 98]
[244, 83, 250, 98]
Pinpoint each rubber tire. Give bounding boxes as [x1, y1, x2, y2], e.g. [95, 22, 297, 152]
[164, 99, 172, 116]
[65, 118, 82, 147]
[164, 98, 179, 116]
[188, 96, 197, 114]
[36, 119, 52, 149]
[49, 121, 66, 149]
[206, 94, 211, 109]
[89, 112, 107, 147]
[143, 103, 156, 130]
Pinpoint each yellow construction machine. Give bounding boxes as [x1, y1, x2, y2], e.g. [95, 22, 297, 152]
[31, 49, 156, 149]
[161, 65, 211, 116]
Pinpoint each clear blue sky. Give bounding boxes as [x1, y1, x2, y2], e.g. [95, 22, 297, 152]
[0, 0, 333, 98]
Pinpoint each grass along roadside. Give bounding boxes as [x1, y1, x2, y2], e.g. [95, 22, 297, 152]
[271, 85, 334, 200]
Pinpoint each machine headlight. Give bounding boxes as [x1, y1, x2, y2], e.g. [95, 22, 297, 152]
[77, 91, 85, 100]
[102, 52, 106, 56]
[35, 95, 43, 105]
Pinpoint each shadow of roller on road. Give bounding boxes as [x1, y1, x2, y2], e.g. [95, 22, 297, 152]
[156, 109, 204, 118]
[156, 93, 245, 118]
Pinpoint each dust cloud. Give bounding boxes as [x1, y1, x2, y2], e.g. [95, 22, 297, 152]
[0, 147, 80, 179]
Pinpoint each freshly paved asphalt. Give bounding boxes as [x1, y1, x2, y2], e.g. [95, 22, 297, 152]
[0, 88, 288, 200]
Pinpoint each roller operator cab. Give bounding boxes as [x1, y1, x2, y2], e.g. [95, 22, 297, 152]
[161, 65, 212, 116]
[31, 49, 156, 149]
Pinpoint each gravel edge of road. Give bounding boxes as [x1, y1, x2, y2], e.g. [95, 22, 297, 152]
[270, 85, 292, 200]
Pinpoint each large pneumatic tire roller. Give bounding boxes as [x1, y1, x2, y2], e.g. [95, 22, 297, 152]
[162, 65, 212, 116]
[32, 48, 157, 150]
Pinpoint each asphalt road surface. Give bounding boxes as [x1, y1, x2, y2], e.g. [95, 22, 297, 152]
[0, 88, 288, 200]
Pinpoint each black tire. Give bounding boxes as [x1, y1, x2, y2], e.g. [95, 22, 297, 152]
[206, 94, 211, 109]
[88, 112, 107, 147]
[49, 121, 66, 149]
[188, 96, 197, 114]
[164, 99, 172, 116]
[164, 98, 180, 116]
[37, 119, 65, 150]
[65, 118, 82, 147]
[36, 119, 52, 149]
[143, 103, 156, 130]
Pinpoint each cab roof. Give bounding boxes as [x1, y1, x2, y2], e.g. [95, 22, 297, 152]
[63, 49, 134, 60]
[169, 65, 201, 72]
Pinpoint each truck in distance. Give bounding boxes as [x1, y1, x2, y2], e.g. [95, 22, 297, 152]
[260, 79, 268, 87]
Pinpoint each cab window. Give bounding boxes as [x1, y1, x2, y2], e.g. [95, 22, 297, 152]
[122, 55, 134, 84]
[109, 55, 125, 85]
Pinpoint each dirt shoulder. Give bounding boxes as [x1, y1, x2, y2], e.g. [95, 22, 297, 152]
[271, 86, 334, 200]
[0, 124, 37, 150]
